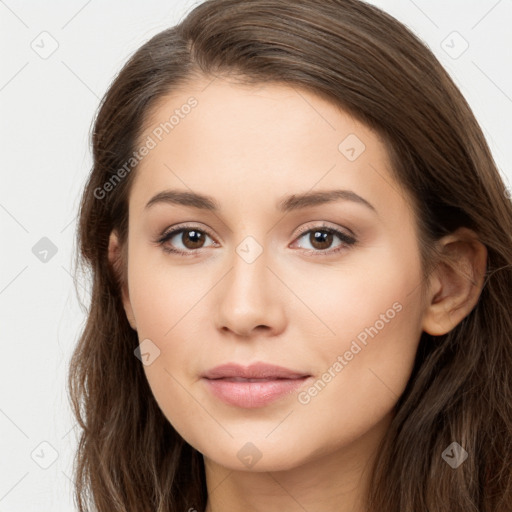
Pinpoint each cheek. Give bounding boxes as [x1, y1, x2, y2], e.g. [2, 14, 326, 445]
[126, 254, 220, 443]
[296, 245, 425, 421]
[127, 248, 209, 340]
[286, 232, 424, 362]
[287, 272, 424, 458]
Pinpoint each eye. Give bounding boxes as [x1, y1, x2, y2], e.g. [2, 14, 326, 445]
[292, 224, 356, 256]
[155, 222, 357, 257]
[156, 225, 217, 255]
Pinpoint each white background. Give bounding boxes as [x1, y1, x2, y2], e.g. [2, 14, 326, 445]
[1, 0, 511, 509]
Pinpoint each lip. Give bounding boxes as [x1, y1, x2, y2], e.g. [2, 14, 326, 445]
[202, 362, 309, 380]
[201, 362, 311, 408]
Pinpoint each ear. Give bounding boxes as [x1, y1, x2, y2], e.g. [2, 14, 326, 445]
[108, 230, 137, 331]
[422, 227, 487, 336]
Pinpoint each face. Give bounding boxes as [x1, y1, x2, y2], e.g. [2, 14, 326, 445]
[113, 76, 428, 472]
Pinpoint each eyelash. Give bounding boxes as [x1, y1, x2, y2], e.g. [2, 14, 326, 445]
[155, 222, 357, 257]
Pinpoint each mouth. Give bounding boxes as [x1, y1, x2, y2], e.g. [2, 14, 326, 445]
[201, 362, 310, 380]
[201, 362, 312, 408]
[213, 377, 305, 382]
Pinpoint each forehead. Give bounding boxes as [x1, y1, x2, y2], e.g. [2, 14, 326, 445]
[129, 76, 410, 221]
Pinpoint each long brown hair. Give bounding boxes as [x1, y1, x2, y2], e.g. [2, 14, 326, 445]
[68, 0, 512, 510]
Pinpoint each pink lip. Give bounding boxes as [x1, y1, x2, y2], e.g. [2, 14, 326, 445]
[201, 362, 311, 408]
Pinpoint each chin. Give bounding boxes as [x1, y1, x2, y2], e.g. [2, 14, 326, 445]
[194, 433, 321, 473]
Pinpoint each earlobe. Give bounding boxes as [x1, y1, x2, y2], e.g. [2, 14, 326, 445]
[422, 228, 487, 336]
[108, 230, 137, 331]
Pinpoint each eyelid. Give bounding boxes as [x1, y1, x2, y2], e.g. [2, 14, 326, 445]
[158, 222, 217, 242]
[157, 222, 354, 242]
[293, 221, 356, 240]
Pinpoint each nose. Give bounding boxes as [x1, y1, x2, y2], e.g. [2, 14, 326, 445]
[214, 244, 287, 338]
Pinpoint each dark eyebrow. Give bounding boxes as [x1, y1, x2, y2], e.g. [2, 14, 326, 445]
[145, 190, 220, 211]
[144, 188, 376, 213]
[276, 189, 376, 213]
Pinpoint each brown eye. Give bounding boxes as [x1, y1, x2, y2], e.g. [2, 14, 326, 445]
[294, 226, 356, 256]
[157, 226, 216, 255]
[309, 230, 334, 250]
[180, 229, 206, 249]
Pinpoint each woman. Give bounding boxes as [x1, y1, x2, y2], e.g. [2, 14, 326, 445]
[68, 0, 512, 510]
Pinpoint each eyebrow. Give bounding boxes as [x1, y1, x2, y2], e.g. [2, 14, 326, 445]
[144, 188, 376, 213]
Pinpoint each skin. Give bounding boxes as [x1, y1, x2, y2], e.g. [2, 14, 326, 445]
[108, 76, 487, 512]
